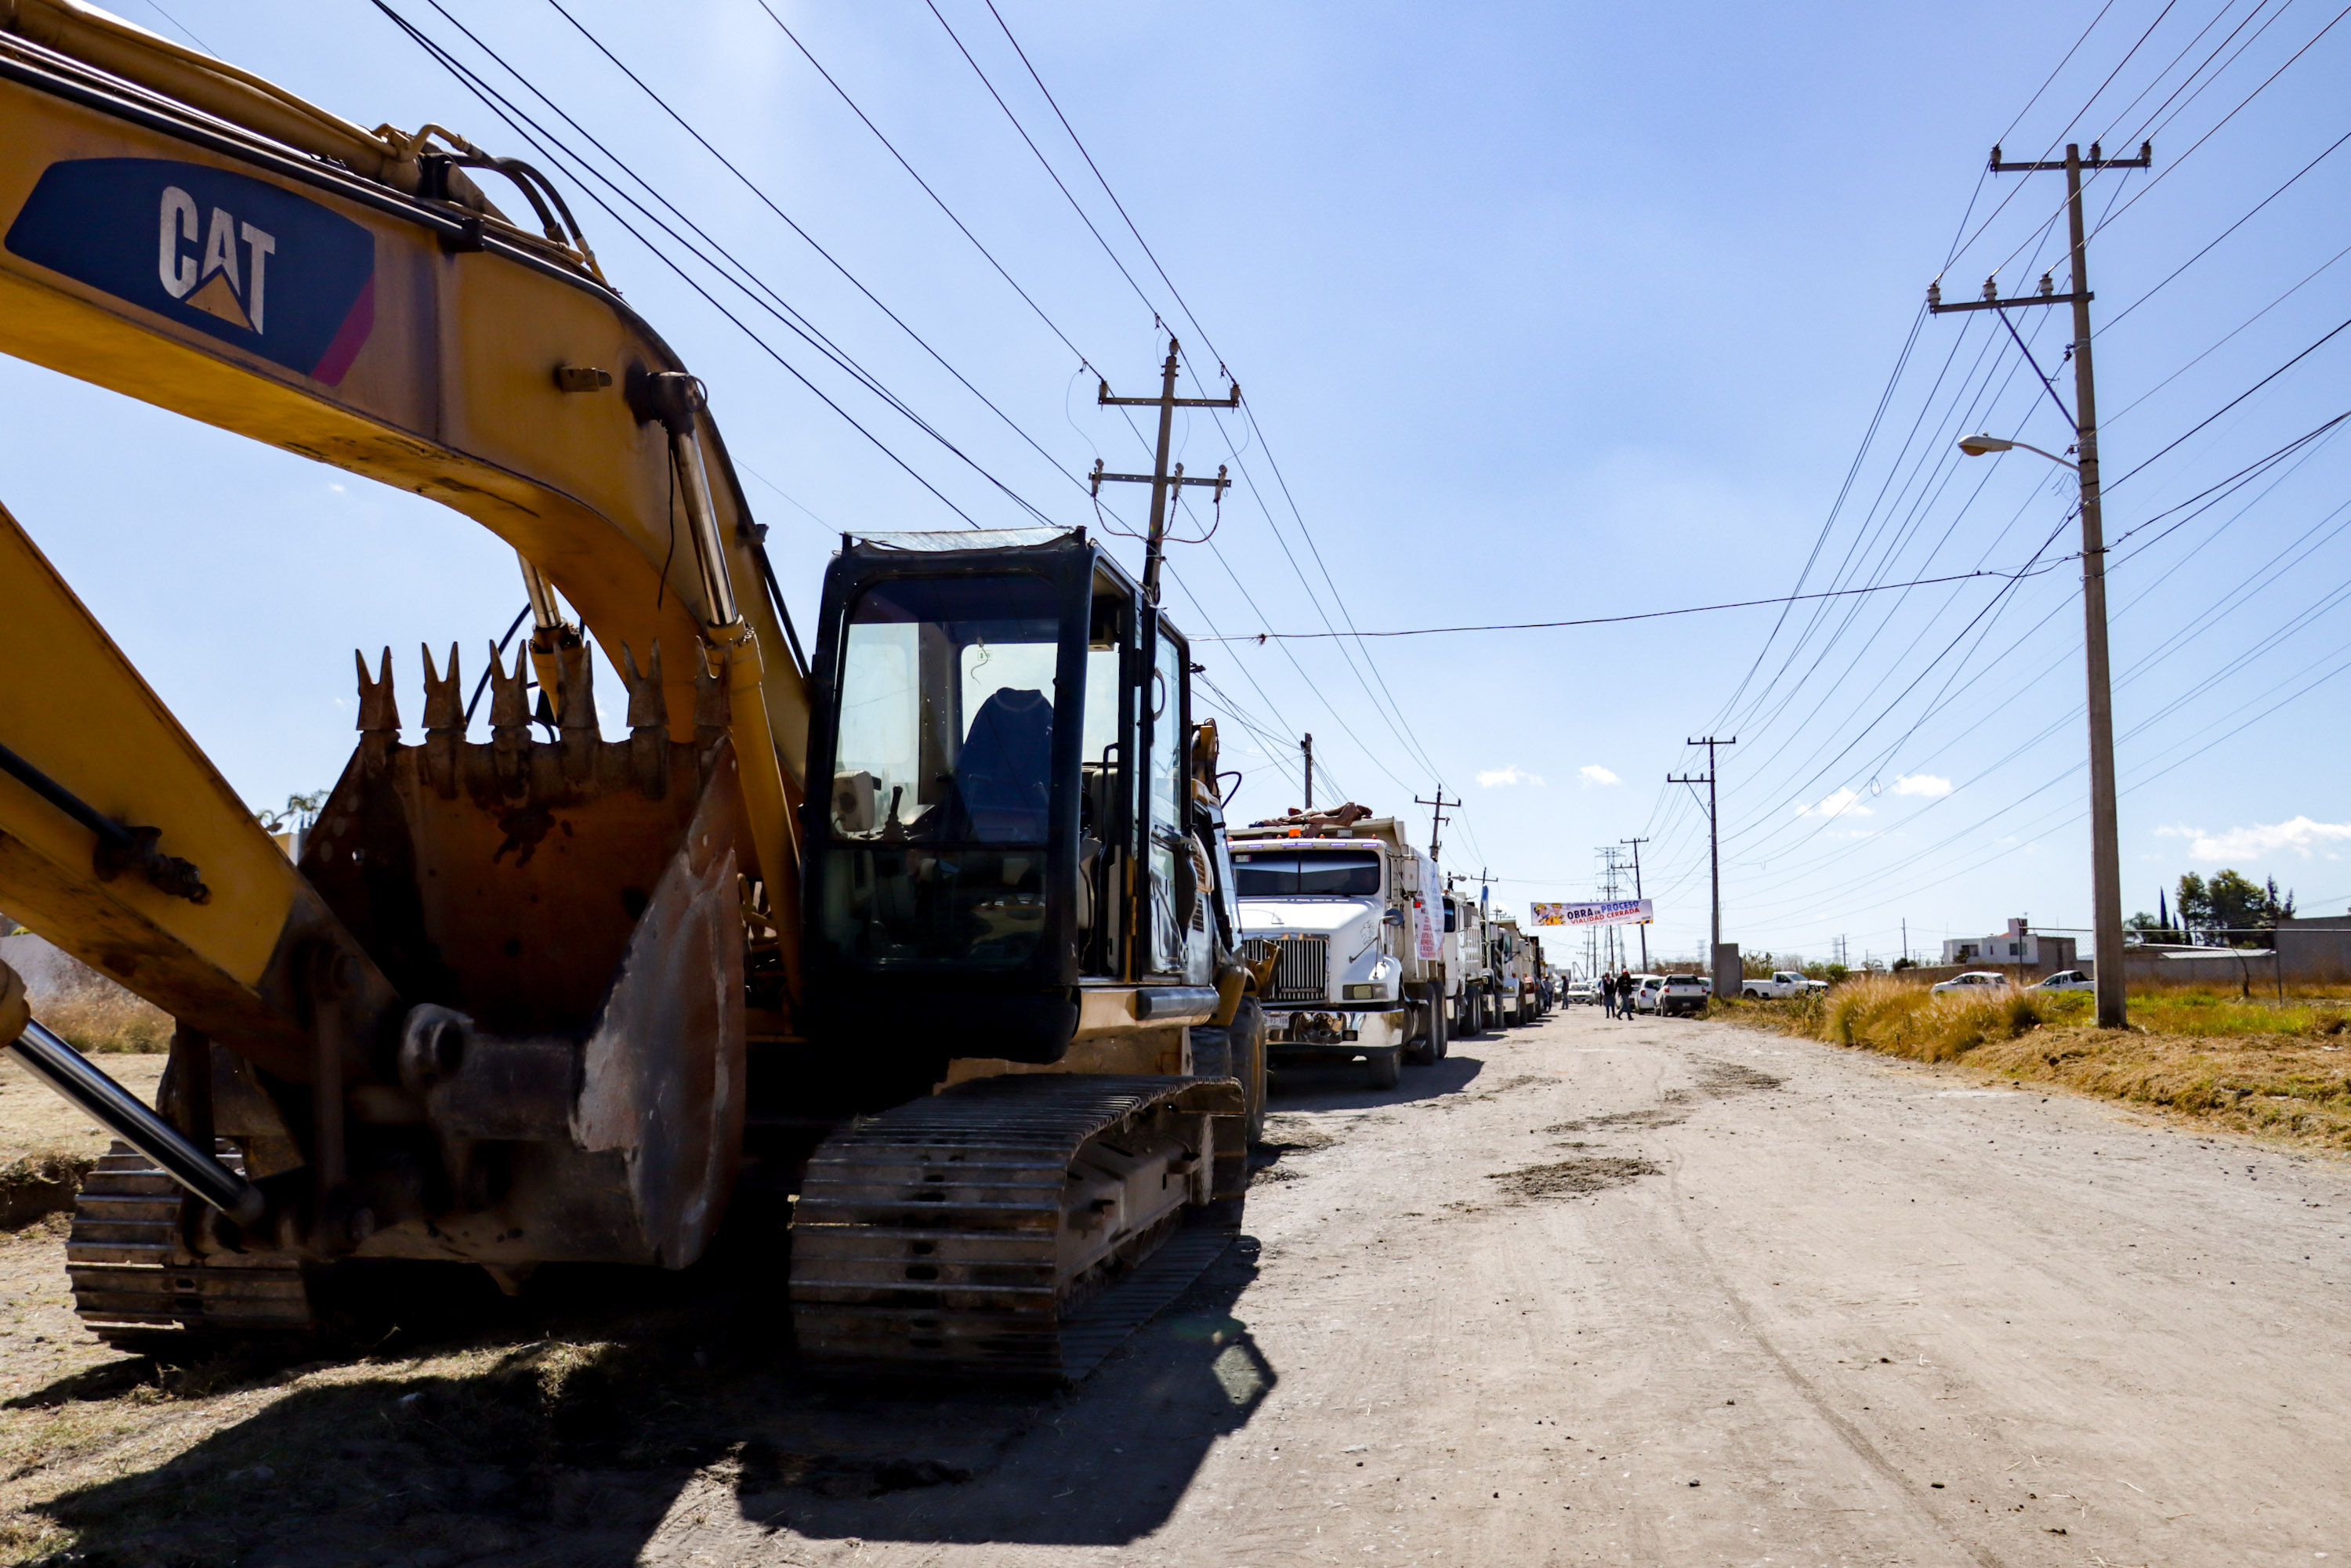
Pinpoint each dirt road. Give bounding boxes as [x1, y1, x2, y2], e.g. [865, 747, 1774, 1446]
[7, 1005, 2349, 1566]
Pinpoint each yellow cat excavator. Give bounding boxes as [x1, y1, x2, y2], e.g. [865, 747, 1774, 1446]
[0, 0, 1266, 1378]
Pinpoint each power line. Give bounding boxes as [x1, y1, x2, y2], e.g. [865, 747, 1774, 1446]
[378, 0, 1012, 531]
[2106, 315, 2351, 492]
[933, 2, 1460, 806]
[542, 0, 1097, 508]
[2096, 125, 2351, 338]
[1193, 565, 2060, 642]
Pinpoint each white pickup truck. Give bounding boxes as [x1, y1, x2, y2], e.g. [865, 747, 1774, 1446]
[1740, 970, 1828, 1000]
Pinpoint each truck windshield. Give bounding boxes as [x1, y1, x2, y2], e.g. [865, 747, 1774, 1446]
[1230, 849, 1381, 897]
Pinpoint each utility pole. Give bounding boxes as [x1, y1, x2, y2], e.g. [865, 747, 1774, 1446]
[1621, 836, 1650, 970]
[1299, 734, 1313, 812]
[1599, 847, 1627, 972]
[1931, 139, 2148, 1030]
[1092, 336, 1238, 604]
[1669, 737, 1737, 986]
[1415, 790, 1459, 860]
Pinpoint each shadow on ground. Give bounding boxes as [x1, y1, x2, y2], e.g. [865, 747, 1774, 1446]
[1266, 1047, 1487, 1113]
[21, 1207, 1273, 1565]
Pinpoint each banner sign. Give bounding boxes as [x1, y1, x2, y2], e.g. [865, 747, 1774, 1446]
[1532, 899, 1654, 927]
[1414, 859, 1444, 961]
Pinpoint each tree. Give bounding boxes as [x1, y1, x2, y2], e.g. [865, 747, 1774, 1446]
[255, 789, 328, 836]
[2175, 870, 2294, 946]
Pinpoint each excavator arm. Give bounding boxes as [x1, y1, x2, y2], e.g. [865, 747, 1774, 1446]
[0, 0, 808, 1044]
[0, 0, 815, 1304]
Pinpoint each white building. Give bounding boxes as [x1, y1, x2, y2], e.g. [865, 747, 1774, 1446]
[1941, 918, 2076, 969]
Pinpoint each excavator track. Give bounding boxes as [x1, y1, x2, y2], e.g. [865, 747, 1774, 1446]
[789, 1073, 1242, 1381]
[65, 1143, 313, 1349]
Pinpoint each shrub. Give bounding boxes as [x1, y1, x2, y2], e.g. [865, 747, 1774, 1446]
[32, 969, 172, 1053]
[1792, 974, 2053, 1063]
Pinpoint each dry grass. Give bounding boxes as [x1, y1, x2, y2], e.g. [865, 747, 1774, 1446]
[1719, 975, 2351, 1150]
[30, 981, 170, 1055]
[0, 1156, 94, 1230]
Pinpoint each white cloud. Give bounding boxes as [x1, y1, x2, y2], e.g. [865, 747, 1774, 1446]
[2157, 816, 2351, 862]
[1796, 788, 1872, 819]
[1578, 764, 1618, 787]
[1892, 773, 1951, 798]
[1478, 765, 1545, 788]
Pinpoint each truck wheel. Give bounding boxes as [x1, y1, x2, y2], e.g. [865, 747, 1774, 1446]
[1233, 997, 1268, 1144]
[1406, 987, 1440, 1066]
[1404, 993, 1431, 1066]
[1366, 1047, 1402, 1091]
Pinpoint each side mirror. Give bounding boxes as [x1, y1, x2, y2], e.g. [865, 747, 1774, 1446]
[1382, 907, 1404, 926]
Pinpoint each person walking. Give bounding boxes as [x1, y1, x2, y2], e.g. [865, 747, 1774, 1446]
[1599, 972, 1616, 1018]
[1618, 969, 1639, 1019]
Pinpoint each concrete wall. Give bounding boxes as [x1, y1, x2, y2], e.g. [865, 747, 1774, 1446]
[2273, 921, 2351, 984]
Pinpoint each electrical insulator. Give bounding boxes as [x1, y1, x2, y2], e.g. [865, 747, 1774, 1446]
[1982, 276, 1998, 302]
[2038, 272, 2054, 295]
[1926, 280, 1942, 308]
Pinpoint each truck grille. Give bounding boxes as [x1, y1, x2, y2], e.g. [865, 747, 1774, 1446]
[1246, 934, 1329, 1003]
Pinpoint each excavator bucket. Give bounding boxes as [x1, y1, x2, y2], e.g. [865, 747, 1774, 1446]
[294, 640, 748, 1270]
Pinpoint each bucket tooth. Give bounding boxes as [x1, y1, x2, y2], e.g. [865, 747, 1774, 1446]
[486, 642, 531, 794]
[555, 642, 598, 733]
[621, 642, 667, 731]
[356, 648, 399, 733]
[421, 643, 462, 732]
[692, 647, 728, 744]
[421, 642, 462, 798]
[556, 640, 597, 783]
[622, 642, 668, 799]
[357, 648, 399, 766]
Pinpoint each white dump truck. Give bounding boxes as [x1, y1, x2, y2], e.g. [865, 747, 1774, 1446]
[1490, 913, 1534, 1026]
[1444, 878, 1499, 1036]
[1230, 809, 1448, 1088]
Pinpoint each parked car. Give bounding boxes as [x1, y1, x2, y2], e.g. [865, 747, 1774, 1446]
[1930, 970, 2012, 996]
[1566, 980, 1599, 1005]
[1627, 974, 1666, 1013]
[1654, 974, 1711, 1016]
[1741, 969, 1828, 1000]
[2031, 969, 2095, 992]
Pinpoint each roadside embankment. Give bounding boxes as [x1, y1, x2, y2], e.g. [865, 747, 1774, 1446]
[1716, 975, 2351, 1150]
[0, 1054, 165, 1229]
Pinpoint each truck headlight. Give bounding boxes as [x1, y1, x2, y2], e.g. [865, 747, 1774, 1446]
[1342, 983, 1386, 1001]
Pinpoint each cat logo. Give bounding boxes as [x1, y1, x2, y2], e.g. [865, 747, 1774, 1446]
[6, 158, 376, 383]
[157, 186, 275, 333]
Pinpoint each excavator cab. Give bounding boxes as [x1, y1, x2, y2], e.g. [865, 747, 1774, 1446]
[799, 528, 1215, 1081]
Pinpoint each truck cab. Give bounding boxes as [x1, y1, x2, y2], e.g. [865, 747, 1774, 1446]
[1229, 814, 1442, 1088]
[1491, 914, 1529, 1026]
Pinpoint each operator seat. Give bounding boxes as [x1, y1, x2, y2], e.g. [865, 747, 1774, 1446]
[955, 686, 1053, 842]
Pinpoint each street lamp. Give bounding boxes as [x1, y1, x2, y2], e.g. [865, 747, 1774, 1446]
[1952, 426, 2127, 1030]
[1957, 433, 2077, 468]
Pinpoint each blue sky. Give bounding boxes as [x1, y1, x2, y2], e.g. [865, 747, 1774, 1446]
[6, 0, 2346, 969]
